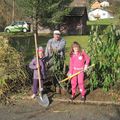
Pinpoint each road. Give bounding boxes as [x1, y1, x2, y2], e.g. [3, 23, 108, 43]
[0, 99, 120, 120]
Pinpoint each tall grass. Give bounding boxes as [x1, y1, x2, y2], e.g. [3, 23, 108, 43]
[88, 25, 120, 91]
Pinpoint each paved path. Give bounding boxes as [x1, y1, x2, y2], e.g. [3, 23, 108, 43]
[0, 99, 120, 120]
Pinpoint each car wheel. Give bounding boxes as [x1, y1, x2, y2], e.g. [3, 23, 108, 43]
[6, 29, 10, 33]
[23, 28, 27, 32]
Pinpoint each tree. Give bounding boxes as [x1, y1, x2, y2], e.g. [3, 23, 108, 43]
[87, 0, 95, 4]
[12, 0, 15, 22]
[17, 0, 72, 30]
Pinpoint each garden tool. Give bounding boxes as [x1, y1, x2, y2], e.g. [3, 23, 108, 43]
[34, 33, 49, 107]
[59, 64, 95, 83]
[54, 73, 66, 90]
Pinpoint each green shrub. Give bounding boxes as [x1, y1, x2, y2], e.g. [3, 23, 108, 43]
[88, 25, 120, 91]
[51, 52, 67, 89]
[0, 36, 28, 98]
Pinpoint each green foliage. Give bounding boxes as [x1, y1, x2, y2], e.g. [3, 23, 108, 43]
[18, 0, 72, 29]
[52, 52, 66, 89]
[0, 37, 28, 96]
[88, 25, 120, 91]
[87, 0, 94, 4]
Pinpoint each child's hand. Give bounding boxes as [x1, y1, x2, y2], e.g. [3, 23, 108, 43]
[36, 64, 40, 69]
[67, 73, 72, 77]
[84, 65, 88, 71]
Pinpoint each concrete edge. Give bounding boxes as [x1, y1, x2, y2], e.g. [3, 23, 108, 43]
[53, 98, 120, 106]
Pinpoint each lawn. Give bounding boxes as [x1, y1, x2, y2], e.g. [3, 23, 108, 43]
[9, 34, 89, 65]
[87, 18, 120, 25]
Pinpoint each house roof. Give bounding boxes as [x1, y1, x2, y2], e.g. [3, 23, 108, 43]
[70, 0, 87, 7]
[91, 1, 101, 9]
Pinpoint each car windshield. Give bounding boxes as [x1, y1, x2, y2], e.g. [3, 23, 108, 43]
[11, 21, 24, 26]
[18, 21, 24, 25]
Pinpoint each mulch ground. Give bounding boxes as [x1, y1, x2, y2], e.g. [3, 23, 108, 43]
[51, 88, 120, 105]
[1, 81, 120, 106]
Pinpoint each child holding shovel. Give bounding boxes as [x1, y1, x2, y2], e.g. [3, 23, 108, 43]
[29, 46, 46, 99]
[67, 41, 90, 101]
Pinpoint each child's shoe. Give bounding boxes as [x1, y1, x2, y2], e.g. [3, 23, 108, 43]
[70, 94, 75, 100]
[31, 94, 36, 99]
[80, 96, 86, 101]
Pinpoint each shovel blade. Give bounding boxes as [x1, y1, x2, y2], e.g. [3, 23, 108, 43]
[36, 94, 49, 107]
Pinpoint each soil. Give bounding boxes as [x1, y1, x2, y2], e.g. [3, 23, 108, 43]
[0, 84, 120, 120]
[52, 88, 120, 104]
[0, 95, 120, 120]
[2, 80, 120, 105]
[0, 79, 120, 120]
[86, 88, 120, 102]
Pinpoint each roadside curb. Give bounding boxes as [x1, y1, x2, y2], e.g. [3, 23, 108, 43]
[53, 98, 120, 106]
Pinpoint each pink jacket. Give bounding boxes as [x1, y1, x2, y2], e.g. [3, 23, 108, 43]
[69, 50, 90, 74]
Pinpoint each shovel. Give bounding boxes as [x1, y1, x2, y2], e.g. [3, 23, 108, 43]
[34, 33, 49, 107]
[59, 64, 95, 83]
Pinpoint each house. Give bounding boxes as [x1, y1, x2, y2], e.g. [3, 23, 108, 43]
[88, 8, 114, 21]
[100, 1, 110, 7]
[91, 0, 109, 9]
[88, 1, 113, 21]
[59, 0, 88, 35]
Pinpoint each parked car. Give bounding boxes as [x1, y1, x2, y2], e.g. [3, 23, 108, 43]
[4, 21, 31, 33]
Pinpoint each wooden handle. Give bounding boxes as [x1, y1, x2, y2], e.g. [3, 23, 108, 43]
[34, 33, 42, 97]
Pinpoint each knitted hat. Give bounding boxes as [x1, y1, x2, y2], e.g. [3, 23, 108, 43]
[37, 46, 44, 52]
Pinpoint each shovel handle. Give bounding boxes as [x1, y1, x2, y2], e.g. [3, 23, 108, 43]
[34, 33, 42, 97]
[59, 64, 95, 83]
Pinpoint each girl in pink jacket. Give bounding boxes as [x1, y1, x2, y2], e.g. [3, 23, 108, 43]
[68, 41, 90, 101]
